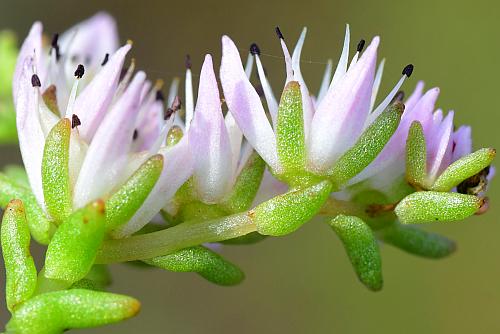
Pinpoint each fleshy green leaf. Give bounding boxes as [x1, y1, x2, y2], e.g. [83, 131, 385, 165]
[276, 81, 306, 181]
[71, 265, 112, 291]
[380, 224, 456, 258]
[395, 191, 483, 224]
[329, 102, 404, 189]
[42, 118, 72, 222]
[221, 151, 266, 213]
[144, 246, 244, 286]
[166, 125, 183, 147]
[45, 200, 106, 283]
[253, 180, 332, 236]
[329, 215, 383, 291]
[1, 200, 37, 312]
[106, 154, 163, 230]
[431, 148, 496, 192]
[5, 289, 140, 334]
[0, 174, 55, 244]
[406, 121, 427, 188]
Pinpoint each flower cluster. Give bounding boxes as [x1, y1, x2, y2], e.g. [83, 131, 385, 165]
[0, 13, 495, 333]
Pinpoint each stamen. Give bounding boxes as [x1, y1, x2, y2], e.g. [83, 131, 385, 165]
[275, 26, 284, 40]
[317, 59, 333, 103]
[185, 59, 194, 130]
[244, 52, 254, 79]
[391, 90, 405, 104]
[250, 43, 261, 56]
[71, 114, 81, 129]
[74, 64, 85, 79]
[101, 53, 109, 66]
[402, 64, 414, 77]
[156, 90, 165, 102]
[171, 95, 182, 111]
[330, 24, 350, 89]
[31, 74, 41, 87]
[164, 108, 175, 120]
[369, 58, 386, 111]
[51, 33, 61, 61]
[185, 54, 192, 69]
[255, 53, 279, 125]
[367, 65, 411, 125]
[133, 129, 139, 140]
[356, 39, 366, 53]
[166, 77, 180, 106]
[276, 27, 294, 82]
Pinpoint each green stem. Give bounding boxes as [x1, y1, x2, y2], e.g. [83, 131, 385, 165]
[96, 212, 256, 263]
[319, 197, 368, 219]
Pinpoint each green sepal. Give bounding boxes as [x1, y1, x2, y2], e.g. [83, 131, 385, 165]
[0, 173, 55, 244]
[253, 180, 332, 236]
[144, 246, 245, 286]
[380, 223, 456, 258]
[406, 121, 427, 188]
[1, 199, 37, 312]
[329, 215, 383, 291]
[395, 191, 483, 224]
[329, 102, 404, 190]
[45, 200, 106, 283]
[106, 154, 163, 230]
[431, 148, 496, 192]
[276, 81, 306, 181]
[221, 151, 266, 213]
[42, 118, 72, 222]
[5, 289, 140, 334]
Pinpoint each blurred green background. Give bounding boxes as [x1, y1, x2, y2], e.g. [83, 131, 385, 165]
[1, 0, 499, 332]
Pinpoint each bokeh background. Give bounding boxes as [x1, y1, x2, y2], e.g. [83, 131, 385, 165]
[1, 0, 499, 332]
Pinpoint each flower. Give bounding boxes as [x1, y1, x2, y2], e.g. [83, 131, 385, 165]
[220, 26, 413, 181]
[13, 13, 193, 238]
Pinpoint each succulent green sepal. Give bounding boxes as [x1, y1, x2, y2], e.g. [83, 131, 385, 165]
[329, 102, 404, 190]
[329, 214, 383, 291]
[45, 200, 106, 283]
[106, 154, 164, 231]
[379, 223, 456, 258]
[395, 191, 483, 224]
[253, 180, 332, 236]
[406, 121, 427, 189]
[0, 173, 55, 244]
[5, 289, 140, 334]
[1, 199, 37, 312]
[275, 81, 307, 183]
[144, 246, 244, 286]
[42, 118, 72, 223]
[431, 148, 495, 192]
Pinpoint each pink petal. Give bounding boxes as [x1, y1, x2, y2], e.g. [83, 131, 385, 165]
[220, 36, 279, 172]
[15, 58, 46, 208]
[59, 12, 119, 86]
[70, 44, 131, 141]
[308, 36, 379, 172]
[451, 125, 472, 162]
[189, 55, 233, 202]
[427, 110, 454, 182]
[13, 22, 43, 104]
[73, 71, 146, 208]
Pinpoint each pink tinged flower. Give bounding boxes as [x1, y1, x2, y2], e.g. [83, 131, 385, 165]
[13, 15, 193, 237]
[221, 26, 412, 178]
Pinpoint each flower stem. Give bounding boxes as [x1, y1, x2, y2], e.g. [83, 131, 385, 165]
[96, 212, 256, 263]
